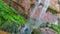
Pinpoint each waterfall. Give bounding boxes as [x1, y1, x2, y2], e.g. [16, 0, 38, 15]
[29, 0, 50, 28]
[35, 0, 50, 28]
[20, 0, 50, 34]
[29, 0, 42, 28]
[30, 0, 42, 18]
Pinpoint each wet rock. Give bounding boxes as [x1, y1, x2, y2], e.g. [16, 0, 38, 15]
[42, 12, 58, 25]
[29, 5, 58, 25]
[40, 28, 57, 34]
[28, 5, 43, 19]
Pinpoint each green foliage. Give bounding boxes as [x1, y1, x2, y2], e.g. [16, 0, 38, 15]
[0, 21, 20, 34]
[50, 24, 60, 34]
[0, 0, 27, 26]
[0, 16, 5, 25]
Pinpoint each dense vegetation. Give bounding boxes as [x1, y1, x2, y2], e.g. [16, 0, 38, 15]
[0, 0, 27, 26]
[0, 0, 27, 33]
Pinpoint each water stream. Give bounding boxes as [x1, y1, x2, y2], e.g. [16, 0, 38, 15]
[30, 0, 42, 18]
[21, 0, 50, 34]
[29, 0, 50, 28]
[35, 0, 50, 28]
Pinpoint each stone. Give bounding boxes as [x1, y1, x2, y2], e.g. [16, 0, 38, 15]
[40, 28, 57, 34]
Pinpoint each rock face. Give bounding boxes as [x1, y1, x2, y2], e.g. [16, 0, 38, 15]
[3, 0, 60, 17]
[42, 12, 58, 25]
[50, 0, 60, 12]
[32, 28, 57, 34]
[40, 28, 57, 34]
[17, 0, 31, 14]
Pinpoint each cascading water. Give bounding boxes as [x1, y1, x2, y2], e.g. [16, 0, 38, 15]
[34, 0, 50, 28]
[30, 0, 42, 18]
[20, 24, 33, 34]
[20, 0, 50, 34]
[29, 0, 50, 28]
[29, 0, 42, 28]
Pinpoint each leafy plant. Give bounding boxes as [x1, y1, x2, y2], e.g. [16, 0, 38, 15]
[50, 24, 60, 34]
[0, 0, 27, 26]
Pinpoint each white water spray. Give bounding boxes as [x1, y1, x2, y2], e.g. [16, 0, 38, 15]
[34, 0, 50, 28]
[29, 0, 50, 28]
